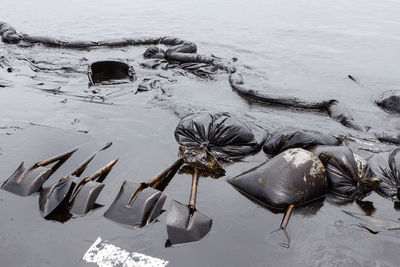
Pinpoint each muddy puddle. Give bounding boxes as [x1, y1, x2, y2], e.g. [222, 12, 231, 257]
[1, 0, 400, 266]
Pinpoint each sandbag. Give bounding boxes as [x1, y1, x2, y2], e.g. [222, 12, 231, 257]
[263, 128, 339, 155]
[376, 92, 400, 114]
[228, 148, 327, 209]
[175, 113, 267, 160]
[313, 146, 378, 199]
[368, 148, 400, 201]
[0, 22, 20, 43]
[144, 48, 233, 73]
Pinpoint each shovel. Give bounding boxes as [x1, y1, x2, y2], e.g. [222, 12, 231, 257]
[39, 143, 112, 217]
[166, 168, 212, 245]
[104, 158, 184, 227]
[266, 204, 295, 248]
[2, 147, 79, 196]
[69, 159, 118, 215]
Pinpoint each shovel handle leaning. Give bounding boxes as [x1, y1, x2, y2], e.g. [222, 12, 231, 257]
[147, 158, 184, 188]
[36, 147, 79, 167]
[85, 159, 119, 183]
[281, 204, 294, 230]
[69, 159, 118, 202]
[69, 159, 118, 204]
[71, 142, 113, 177]
[267, 204, 294, 249]
[189, 168, 199, 210]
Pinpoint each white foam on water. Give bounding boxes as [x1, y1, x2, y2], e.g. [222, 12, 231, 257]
[83, 237, 169, 267]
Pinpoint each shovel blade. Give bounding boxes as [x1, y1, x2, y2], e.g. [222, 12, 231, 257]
[104, 181, 166, 227]
[69, 181, 105, 215]
[166, 200, 212, 245]
[39, 175, 80, 217]
[2, 163, 52, 196]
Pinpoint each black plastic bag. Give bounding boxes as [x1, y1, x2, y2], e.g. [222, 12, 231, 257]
[313, 146, 378, 199]
[228, 148, 327, 209]
[368, 148, 400, 201]
[263, 128, 339, 155]
[175, 113, 267, 160]
[376, 92, 400, 114]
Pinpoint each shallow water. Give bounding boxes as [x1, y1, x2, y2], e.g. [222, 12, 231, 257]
[1, 0, 400, 266]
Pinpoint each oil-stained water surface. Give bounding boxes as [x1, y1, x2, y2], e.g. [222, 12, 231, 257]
[1, 0, 400, 266]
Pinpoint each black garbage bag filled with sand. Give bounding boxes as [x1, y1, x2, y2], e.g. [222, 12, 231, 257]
[228, 148, 328, 209]
[313, 146, 379, 199]
[175, 113, 268, 160]
[368, 148, 400, 201]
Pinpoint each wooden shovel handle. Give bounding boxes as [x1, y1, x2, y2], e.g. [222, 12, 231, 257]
[36, 147, 79, 167]
[85, 159, 118, 182]
[189, 168, 199, 209]
[71, 154, 96, 177]
[147, 158, 184, 188]
[280, 204, 294, 230]
[69, 159, 117, 204]
[70, 142, 113, 177]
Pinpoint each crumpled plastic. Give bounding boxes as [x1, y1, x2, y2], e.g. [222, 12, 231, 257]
[313, 146, 375, 199]
[263, 128, 339, 155]
[175, 113, 268, 160]
[178, 146, 225, 176]
[368, 148, 400, 201]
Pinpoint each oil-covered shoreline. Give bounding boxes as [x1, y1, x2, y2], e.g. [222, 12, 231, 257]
[1, 0, 400, 266]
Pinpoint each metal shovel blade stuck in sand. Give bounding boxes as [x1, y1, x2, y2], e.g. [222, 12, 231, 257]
[104, 158, 184, 227]
[69, 159, 118, 215]
[2, 147, 79, 196]
[39, 143, 113, 217]
[166, 168, 212, 245]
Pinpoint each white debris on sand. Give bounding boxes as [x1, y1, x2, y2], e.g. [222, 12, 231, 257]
[83, 237, 169, 267]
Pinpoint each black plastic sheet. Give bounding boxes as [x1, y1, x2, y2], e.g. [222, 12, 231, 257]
[263, 128, 339, 155]
[368, 148, 400, 201]
[175, 113, 267, 160]
[314, 145, 375, 199]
